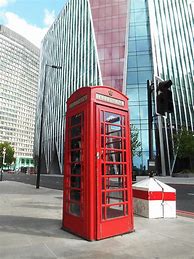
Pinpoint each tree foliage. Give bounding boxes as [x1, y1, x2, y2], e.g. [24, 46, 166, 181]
[174, 128, 194, 158]
[0, 142, 15, 167]
[130, 124, 142, 157]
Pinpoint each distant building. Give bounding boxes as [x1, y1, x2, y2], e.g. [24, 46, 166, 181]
[0, 25, 39, 170]
[35, 0, 194, 175]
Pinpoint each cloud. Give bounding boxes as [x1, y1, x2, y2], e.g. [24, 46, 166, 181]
[0, 0, 15, 7]
[1, 12, 49, 48]
[44, 9, 55, 27]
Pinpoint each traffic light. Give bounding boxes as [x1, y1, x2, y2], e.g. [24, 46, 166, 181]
[157, 80, 173, 116]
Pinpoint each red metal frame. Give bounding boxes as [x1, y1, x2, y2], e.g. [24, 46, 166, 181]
[63, 86, 134, 240]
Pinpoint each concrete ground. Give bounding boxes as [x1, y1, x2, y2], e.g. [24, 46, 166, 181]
[0, 181, 194, 259]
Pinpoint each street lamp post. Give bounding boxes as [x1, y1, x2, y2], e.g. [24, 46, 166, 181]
[1, 147, 6, 181]
[36, 64, 62, 189]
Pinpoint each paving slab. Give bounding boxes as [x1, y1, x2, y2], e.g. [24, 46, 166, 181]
[0, 181, 194, 259]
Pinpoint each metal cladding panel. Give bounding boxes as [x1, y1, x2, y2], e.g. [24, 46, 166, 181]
[90, 0, 128, 92]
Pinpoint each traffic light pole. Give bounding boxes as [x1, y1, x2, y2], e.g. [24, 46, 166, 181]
[147, 80, 154, 160]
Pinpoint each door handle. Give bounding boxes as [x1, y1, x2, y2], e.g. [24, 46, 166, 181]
[96, 152, 100, 159]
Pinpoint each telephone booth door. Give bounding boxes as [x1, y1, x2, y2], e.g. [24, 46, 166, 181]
[96, 105, 133, 239]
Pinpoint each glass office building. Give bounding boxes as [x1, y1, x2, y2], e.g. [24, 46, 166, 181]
[0, 25, 39, 170]
[35, 0, 194, 175]
[127, 0, 194, 175]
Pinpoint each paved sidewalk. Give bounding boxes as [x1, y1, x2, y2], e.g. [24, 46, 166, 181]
[0, 181, 194, 259]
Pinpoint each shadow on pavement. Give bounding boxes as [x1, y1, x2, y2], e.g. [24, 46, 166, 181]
[0, 215, 81, 240]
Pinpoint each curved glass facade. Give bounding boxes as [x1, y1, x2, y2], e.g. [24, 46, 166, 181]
[34, 0, 102, 174]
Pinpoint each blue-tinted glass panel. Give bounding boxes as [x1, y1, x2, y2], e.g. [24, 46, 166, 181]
[134, 10, 147, 23]
[127, 71, 138, 84]
[128, 40, 136, 52]
[129, 105, 140, 120]
[131, 0, 146, 10]
[127, 88, 138, 102]
[140, 130, 149, 150]
[129, 26, 135, 38]
[138, 70, 152, 83]
[127, 56, 137, 68]
[139, 88, 147, 101]
[139, 105, 148, 119]
[135, 24, 148, 37]
[136, 39, 150, 52]
[137, 55, 151, 67]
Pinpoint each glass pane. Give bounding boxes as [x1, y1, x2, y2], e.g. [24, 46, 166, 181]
[106, 137, 122, 149]
[105, 125, 122, 137]
[102, 192, 105, 204]
[71, 126, 81, 138]
[102, 207, 106, 220]
[70, 190, 81, 201]
[106, 177, 125, 189]
[106, 205, 125, 219]
[106, 191, 124, 204]
[71, 137, 81, 149]
[104, 112, 121, 124]
[71, 151, 80, 162]
[71, 114, 81, 126]
[71, 164, 81, 175]
[127, 71, 138, 84]
[71, 176, 81, 188]
[101, 136, 104, 147]
[106, 164, 123, 175]
[70, 203, 80, 216]
[106, 150, 122, 162]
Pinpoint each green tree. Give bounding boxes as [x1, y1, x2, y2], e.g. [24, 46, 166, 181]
[0, 142, 15, 168]
[174, 128, 194, 171]
[130, 124, 142, 157]
[174, 128, 194, 158]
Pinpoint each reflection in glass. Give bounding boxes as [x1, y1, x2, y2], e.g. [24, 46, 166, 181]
[71, 164, 81, 175]
[70, 190, 81, 201]
[71, 151, 80, 162]
[71, 114, 81, 126]
[70, 203, 80, 216]
[106, 150, 122, 162]
[106, 138, 122, 149]
[106, 191, 124, 204]
[102, 207, 106, 220]
[106, 164, 123, 175]
[71, 137, 81, 149]
[71, 126, 81, 138]
[105, 125, 122, 137]
[104, 112, 121, 124]
[106, 177, 124, 189]
[107, 205, 125, 219]
[71, 176, 81, 188]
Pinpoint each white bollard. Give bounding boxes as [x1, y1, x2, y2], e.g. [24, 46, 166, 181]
[132, 178, 176, 218]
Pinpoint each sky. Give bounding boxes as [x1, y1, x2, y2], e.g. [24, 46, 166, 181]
[0, 0, 68, 48]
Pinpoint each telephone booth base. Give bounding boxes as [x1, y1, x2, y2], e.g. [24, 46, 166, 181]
[63, 86, 134, 240]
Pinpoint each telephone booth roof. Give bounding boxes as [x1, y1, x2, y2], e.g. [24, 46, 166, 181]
[67, 86, 129, 111]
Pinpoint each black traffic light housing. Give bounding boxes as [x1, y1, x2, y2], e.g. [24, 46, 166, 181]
[157, 80, 173, 116]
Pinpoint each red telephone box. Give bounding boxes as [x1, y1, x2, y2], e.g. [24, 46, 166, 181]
[62, 86, 134, 240]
